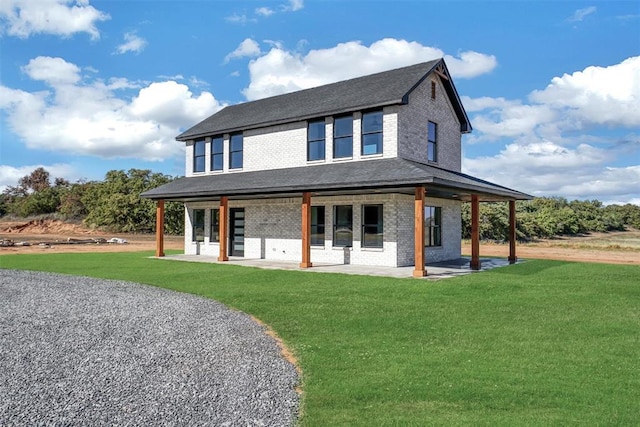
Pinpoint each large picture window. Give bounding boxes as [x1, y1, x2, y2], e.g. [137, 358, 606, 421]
[193, 139, 206, 173]
[229, 133, 243, 169]
[362, 204, 383, 248]
[211, 136, 223, 171]
[361, 111, 383, 155]
[311, 206, 325, 246]
[307, 120, 325, 161]
[425, 206, 442, 247]
[333, 116, 353, 159]
[210, 208, 220, 242]
[333, 205, 353, 247]
[192, 209, 205, 242]
[428, 121, 437, 162]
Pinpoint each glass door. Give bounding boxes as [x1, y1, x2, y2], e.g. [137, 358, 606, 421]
[230, 208, 245, 256]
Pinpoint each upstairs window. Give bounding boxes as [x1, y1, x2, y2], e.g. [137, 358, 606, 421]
[431, 81, 436, 100]
[333, 205, 353, 247]
[193, 139, 206, 173]
[333, 116, 353, 159]
[362, 204, 383, 248]
[229, 133, 243, 169]
[307, 120, 326, 161]
[425, 206, 442, 247]
[192, 209, 205, 242]
[211, 136, 223, 171]
[361, 111, 383, 155]
[428, 121, 438, 162]
[210, 208, 220, 242]
[311, 206, 325, 246]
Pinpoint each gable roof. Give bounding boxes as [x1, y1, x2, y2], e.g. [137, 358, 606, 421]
[141, 158, 530, 202]
[177, 59, 471, 141]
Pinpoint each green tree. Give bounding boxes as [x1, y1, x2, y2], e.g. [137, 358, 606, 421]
[82, 169, 183, 234]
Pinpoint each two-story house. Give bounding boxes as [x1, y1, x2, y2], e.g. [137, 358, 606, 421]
[142, 59, 530, 276]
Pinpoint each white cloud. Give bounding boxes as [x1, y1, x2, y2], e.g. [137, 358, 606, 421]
[228, 1, 302, 24]
[466, 56, 640, 141]
[1, 56, 225, 162]
[0, 0, 109, 39]
[243, 38, 497, 100]
[463, 141, 640, 202]
[282, 0, 303, 12]
[22, 56, 81, 85]
[568, 6, 597, 22]
[0, 163, 78, 192]
[462, 56, 640, 203]
[255, 7, 274, 17]
[115, 31, 147, 55]
[224, 38, 262, 63]
[225, 13, 255, 24]
[529, 56, 640, 128]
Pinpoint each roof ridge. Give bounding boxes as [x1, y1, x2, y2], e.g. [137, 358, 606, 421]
[177, 59, 447, 140]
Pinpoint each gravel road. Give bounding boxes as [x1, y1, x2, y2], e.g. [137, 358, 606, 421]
[0, 269, 299, 426]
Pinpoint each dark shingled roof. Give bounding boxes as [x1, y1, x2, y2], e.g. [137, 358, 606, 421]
[141, 158, 531, 202]
[177, 59, 471, 140]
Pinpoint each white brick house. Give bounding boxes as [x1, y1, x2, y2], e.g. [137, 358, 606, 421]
[142, 59, 530, 276]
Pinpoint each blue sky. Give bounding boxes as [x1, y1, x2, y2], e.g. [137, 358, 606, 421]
[1, 0, 638, 204]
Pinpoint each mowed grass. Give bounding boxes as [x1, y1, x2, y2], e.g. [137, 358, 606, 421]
[1, 253, 638, 425]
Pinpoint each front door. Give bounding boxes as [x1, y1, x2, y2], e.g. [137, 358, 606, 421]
[230, 208, 245, 257]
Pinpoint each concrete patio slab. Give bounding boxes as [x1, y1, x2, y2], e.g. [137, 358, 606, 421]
[155, 254, 517, 279]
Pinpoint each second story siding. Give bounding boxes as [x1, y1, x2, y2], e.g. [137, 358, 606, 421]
[397, 76, 462, 172]
[184, 107, 400, 175]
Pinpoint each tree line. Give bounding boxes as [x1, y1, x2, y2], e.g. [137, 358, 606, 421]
[1, 167, 639, 239]
[0, 167, 184, 234]
[461, 197, 640, 241]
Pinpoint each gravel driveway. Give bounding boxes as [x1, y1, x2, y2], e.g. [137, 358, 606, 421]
[0, 269, 299, 426]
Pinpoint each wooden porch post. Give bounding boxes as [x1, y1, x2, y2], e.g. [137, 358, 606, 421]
[218, 196, 229, 262]
[508, 200, 517, 264]
[300, 192, 313, 268]
[155, 199, 165, 257]
[413, 186, 426, 277]
[470, 195, 481, 270]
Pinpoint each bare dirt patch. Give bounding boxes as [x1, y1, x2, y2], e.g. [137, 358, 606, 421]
[0, 219, 183, 254]
[462, 230, 640, 266]
[2, 219, 638, 265]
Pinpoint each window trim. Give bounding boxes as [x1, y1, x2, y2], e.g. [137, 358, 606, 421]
[425, 206, 442, 247]
[333, 115, 353, 159]
[211, 135, 224, 171]
[310, 205, 325, 246]
[361, 110, 383, 156]
[192, 209, 205, 243]
[428, 121, 438, 163]
[229, 133, 243, 169]
[307, 120, 326, 162]
[332, 205, 353, 247]
[193, 138, 206, 173]
[361, 204, 383, 248]
[210, 208, 220, 243]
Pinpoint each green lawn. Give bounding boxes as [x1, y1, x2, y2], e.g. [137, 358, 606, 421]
[1, 252, 638, 426]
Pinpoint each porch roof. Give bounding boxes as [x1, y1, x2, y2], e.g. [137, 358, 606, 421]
[141, 158, 532, 202]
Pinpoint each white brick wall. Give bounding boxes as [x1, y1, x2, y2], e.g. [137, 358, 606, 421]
[183, 106, 400, 176]
[244, 123, 307, 171]
[395, 195, 462, 266]
[397, 77, 462, 172]
[184, 193, 461, 267]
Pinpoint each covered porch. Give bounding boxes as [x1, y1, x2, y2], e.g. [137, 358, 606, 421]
[142, 157, 531, 277]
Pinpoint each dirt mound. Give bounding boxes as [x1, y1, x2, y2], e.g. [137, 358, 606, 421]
[0, 219, 97, 235]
